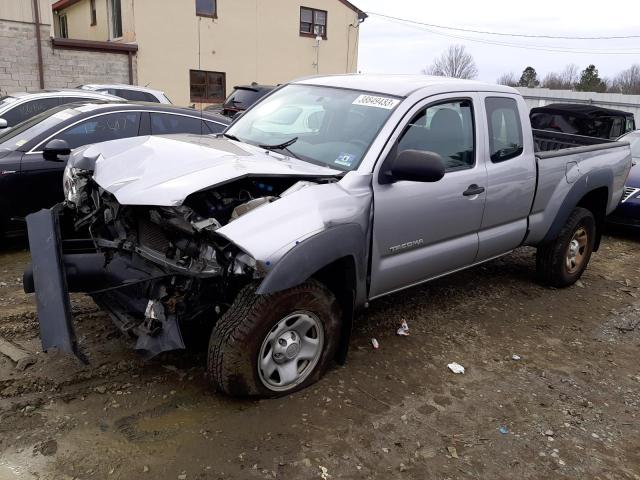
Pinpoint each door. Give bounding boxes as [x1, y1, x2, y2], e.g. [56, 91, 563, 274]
[475, 95, 536, 261]
[369, 95, 488, 298]
[19, 111, 142, 216]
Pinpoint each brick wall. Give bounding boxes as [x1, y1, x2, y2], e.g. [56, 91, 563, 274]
[0, 20, 136, 95]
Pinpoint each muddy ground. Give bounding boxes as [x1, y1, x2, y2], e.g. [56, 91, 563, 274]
[0, 231, 639, 480]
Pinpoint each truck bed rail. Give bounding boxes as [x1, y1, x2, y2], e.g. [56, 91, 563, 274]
[533, 129, 613, 153]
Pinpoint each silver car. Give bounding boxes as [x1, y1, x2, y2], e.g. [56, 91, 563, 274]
[78, 83, 171, 104]
[0, 89, 120, 129]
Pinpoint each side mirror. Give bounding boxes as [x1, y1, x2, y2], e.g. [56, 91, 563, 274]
[231, 110, 244, 120]
[0, 118, 7, 129]
[43, 139, 71, 162]
[381, 149, 445, 184]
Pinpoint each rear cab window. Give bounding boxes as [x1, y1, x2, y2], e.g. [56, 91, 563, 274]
[485, 97, 523, 162]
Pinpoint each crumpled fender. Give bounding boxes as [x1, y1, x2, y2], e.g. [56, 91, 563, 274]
[216, 172, 372, 302]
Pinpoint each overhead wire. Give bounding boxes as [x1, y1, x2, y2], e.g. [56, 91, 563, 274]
[373, 15, 640, 55]
[366, 12, 640, 40]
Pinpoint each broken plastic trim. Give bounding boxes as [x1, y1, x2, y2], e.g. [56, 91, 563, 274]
[25, 207, 84, 361]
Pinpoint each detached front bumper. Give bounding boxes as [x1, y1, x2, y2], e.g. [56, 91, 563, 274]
[24, 207, 184, 359]
[24, 208, 80, 357]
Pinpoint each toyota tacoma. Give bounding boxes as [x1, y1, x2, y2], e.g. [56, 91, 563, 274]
[24, 75, 632, 397]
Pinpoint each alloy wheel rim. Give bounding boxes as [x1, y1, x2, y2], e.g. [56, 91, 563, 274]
[257, 311, 324, 392]
[566, 227, 588, 274]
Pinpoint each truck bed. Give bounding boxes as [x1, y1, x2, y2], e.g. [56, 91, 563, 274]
[533, 128, 614, 152]
[525, 136, 631, 246]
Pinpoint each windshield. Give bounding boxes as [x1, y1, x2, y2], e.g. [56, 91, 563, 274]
[0, 105, 84, 150]
[226, 84, 401, 171]
[620, 132, 640, 158]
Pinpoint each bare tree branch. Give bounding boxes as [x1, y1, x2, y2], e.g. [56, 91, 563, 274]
[610, 64, 640, 95]
[423, 45, 478, 80]
[496, 72, 518, 87]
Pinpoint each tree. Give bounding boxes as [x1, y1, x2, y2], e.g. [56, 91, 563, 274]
[541, 72, 563, 90]
[611, 64, 640, 95]
[575, 64, 607, 93]
[518, 67, 539, 88]
[559, 64, 579, 89]
[496, 72, 518, 87]
[542, 64, 580, 90]
[424, 45, 478, 80]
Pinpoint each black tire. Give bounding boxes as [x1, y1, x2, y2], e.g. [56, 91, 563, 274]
[536, 207, 596, 288]
[208, 279, 341, 397]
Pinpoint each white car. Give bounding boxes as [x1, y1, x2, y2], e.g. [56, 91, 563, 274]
[79, 84, 171, 104]
[0, 89, 120, 129]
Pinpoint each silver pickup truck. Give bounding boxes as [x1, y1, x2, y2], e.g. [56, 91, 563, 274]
[24, 75, 632, 397]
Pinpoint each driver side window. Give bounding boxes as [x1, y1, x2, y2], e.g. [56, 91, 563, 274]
[397, 99, 475, 171]
[55, 112, 141, 149]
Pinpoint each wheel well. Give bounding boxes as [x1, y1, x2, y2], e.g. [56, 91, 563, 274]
[576, 187, 608, 251]
[312, 256, 356, 365]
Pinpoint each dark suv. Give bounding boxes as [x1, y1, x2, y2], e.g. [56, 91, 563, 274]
[216, 84, 275, 117]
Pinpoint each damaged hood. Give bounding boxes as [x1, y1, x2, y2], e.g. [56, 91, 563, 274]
[80, 135, 341, 206]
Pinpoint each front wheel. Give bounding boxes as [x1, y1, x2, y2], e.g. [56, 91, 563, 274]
[536, 207, 596, 288]
[207, 280, 341, 397]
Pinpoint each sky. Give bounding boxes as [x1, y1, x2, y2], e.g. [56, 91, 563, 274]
[354, 0, 640, 83]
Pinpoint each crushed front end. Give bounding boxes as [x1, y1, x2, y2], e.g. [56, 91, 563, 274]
[24, 158, 332, 359]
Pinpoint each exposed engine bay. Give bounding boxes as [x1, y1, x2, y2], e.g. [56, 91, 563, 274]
[63, 172, 334, 357]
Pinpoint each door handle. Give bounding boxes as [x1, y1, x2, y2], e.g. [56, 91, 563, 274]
[463, 184, 485, 196]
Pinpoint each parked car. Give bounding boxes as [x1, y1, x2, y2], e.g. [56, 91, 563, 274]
[0, 102, 229, 238]
[24, 75, 632, 397]
[207, 83, 275, 117]
[0, 89, 120, 129]
[609, 130, 640, 227]
[530, 103, 635, 140]
[78, 84, 172, 104]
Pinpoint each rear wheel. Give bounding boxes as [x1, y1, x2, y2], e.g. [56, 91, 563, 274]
[208, 280, 341, 397]
[536, 207, 596, 288]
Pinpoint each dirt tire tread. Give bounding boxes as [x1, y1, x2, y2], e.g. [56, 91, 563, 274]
[536, 207, 595, 288]
[207, 279, 339, 397]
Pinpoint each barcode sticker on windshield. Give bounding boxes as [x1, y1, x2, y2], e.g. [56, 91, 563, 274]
[352, 95, 400, 110]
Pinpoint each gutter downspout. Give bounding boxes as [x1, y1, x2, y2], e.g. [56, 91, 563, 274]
[127, 51, 133, 85]
[32, 0, 45, 89]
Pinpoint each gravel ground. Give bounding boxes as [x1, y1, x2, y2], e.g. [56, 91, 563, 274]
[0, 231, 639, 480]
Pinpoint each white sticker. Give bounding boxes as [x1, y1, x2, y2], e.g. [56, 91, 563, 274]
[352, 94, 400, 110]
[15, 139, 27, 147]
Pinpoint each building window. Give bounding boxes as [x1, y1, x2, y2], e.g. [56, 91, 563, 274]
[110, 0, 122, 38]
[196, 0, 217, 18]
[300, 7, 327, 38]
[190, 70, 226, 103]
[90, 0, 97, 26]
[59, 15, 68, 38]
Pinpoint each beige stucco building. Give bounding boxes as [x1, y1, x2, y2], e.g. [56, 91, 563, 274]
[50, 0, 366, 106]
